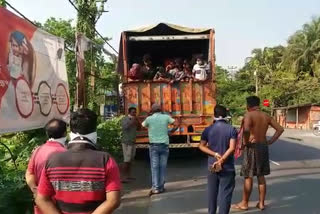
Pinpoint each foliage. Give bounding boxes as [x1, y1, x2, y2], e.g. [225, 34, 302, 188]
[0, 130, 46, 214]
[217, 16, 320, 122]
[0, 0, 5, 7]
[97, 116, 123, 161]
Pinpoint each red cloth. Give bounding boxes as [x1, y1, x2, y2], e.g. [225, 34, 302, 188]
[128, 63, 142, 80]
[234, 122, 244, 160]
[27, 141, 66, 214]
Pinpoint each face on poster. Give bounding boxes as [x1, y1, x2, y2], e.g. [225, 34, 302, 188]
[0, 8, 70, 134]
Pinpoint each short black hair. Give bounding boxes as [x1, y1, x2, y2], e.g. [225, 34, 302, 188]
[45, 119, 67, 139]
[70, 108, 97, 135]
[143, 54, 152, 62]
[246, 96, 260, 108]
[128, 107, 136, 113]
[214, 105, 227, 118]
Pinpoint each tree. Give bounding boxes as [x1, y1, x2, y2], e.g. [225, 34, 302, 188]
[283, 17, 320, 78]
[73, 0, 112, 112]
[0, 0, 5, 7]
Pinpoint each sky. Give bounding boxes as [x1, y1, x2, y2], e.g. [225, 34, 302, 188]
[6, 0, 320, 69]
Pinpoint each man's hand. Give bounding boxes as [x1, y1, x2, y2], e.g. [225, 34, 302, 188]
[214, 152, 222, 159]
[92, 191, 121, 214]
[268, 118, 284, 145]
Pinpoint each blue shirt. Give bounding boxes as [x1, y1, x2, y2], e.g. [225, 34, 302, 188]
[142, 113, 175, 144]
[201, 120, 237, 172]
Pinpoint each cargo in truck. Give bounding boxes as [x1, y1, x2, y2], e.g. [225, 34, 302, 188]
[117, 23, 216, 148]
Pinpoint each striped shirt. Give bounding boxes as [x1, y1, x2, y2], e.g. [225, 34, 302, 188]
[37, 143, 121, 214]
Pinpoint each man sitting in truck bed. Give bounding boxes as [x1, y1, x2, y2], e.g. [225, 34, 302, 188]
[141, 54, 156, 81]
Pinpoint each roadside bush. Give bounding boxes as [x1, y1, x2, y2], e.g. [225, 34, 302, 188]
[97, 116, 124, 161]
[0, 129, 46, 214]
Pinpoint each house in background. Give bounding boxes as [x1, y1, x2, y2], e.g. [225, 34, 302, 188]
[272, 104, 320, 130]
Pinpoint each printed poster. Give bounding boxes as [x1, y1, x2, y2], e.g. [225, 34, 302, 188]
[0, 8, 70, 134]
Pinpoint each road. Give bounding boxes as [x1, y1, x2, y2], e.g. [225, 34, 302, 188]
[115, 130, 320, 214]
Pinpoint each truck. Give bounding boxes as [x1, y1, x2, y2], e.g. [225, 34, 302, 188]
[117, 23, 216, 148]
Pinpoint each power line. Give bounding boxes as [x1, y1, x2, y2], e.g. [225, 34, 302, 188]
[4, 0, 75, 53]
[67, 0, 118, 55]
[4, 1, 37, 27]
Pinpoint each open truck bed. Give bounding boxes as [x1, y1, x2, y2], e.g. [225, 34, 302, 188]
[117, 23, 216, 148]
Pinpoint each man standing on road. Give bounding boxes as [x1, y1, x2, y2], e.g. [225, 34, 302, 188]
[232, 96, 284, 211]
[36, 109, 121, 214]
[26, 119, 67, 214]
[142, 104, 179, 195]
[121, 107, 140, 183]
[199, 105, 237, 214]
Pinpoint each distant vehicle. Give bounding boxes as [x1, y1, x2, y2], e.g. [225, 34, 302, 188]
[312, 121, 320, 136]
[117, 23, 216, 149]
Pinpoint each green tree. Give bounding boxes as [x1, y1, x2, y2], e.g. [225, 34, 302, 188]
[283, 17, 320, 78]
[0, 0, 5, 7]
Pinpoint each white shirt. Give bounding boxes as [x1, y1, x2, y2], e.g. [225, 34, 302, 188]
[192, 64, 209, 81]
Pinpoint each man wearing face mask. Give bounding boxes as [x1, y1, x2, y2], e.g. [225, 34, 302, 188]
[36, 109, 121, 214]
[192, 56, 209, 81]
[26, 119, 67, 214]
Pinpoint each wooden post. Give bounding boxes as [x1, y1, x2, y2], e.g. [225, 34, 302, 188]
[296, 107, 299, 128]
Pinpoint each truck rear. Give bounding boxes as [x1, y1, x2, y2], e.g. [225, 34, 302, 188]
[117, 23, 216, 148]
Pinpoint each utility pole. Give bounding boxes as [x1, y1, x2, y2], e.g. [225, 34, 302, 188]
[254, 70, 258, 96]
[73, 0, 108, 110]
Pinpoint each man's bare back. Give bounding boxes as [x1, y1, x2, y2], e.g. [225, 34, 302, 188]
[244, 110, 284, 145]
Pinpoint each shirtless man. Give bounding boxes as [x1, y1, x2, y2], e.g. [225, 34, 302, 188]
[232, 96, 284, 211]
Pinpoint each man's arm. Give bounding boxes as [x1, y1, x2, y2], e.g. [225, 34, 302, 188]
[36, 165, 59, 214]
[243, 114, 252, 145]
[169, 117, 180, 134]
[35, 194, 61, 214]
[25, 170, 37, 194]
[217, 138, 236, 165]
[199, 140, 222, 159]
[92, 191, 121, 214]
[268, 118, 284, 145]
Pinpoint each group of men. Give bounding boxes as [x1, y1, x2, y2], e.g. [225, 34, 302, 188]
[26, 109, 121, 214]
[121, 96, 284, 214]
[128, 54, 210, 82]
[26, 95, 284, 214]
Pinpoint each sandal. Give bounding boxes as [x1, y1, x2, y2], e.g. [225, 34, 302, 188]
[231, 203, 249, 211]
[256, 203, 265, 211]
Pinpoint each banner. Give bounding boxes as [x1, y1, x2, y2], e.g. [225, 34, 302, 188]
[0, 8, 70, 134]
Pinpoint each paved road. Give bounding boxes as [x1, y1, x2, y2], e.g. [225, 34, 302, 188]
[115, 130, 320, 214]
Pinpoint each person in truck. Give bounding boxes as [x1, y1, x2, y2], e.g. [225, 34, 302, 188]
[128, 63, 142, 81]
[141, 54, 156, 81]
[153, 66, 172, 82]
[193, 56, 209, 81]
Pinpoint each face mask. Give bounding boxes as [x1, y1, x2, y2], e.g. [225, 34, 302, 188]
[8, 49, 22, 79]
[49, 136, 67, 146]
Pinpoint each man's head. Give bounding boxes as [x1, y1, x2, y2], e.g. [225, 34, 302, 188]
[143, 54, 152, 66]
[196, 56, 204, 66]
[45, 119, 67, 139]
[246, 96, 260, 109]
[151, 103, 161, 113]
[128, 107, 137, 117]
[214, 105, 227, 118]
[70, 108, 97, 135]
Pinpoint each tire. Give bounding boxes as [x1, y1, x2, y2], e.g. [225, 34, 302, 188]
[313, 126, 320, 136]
